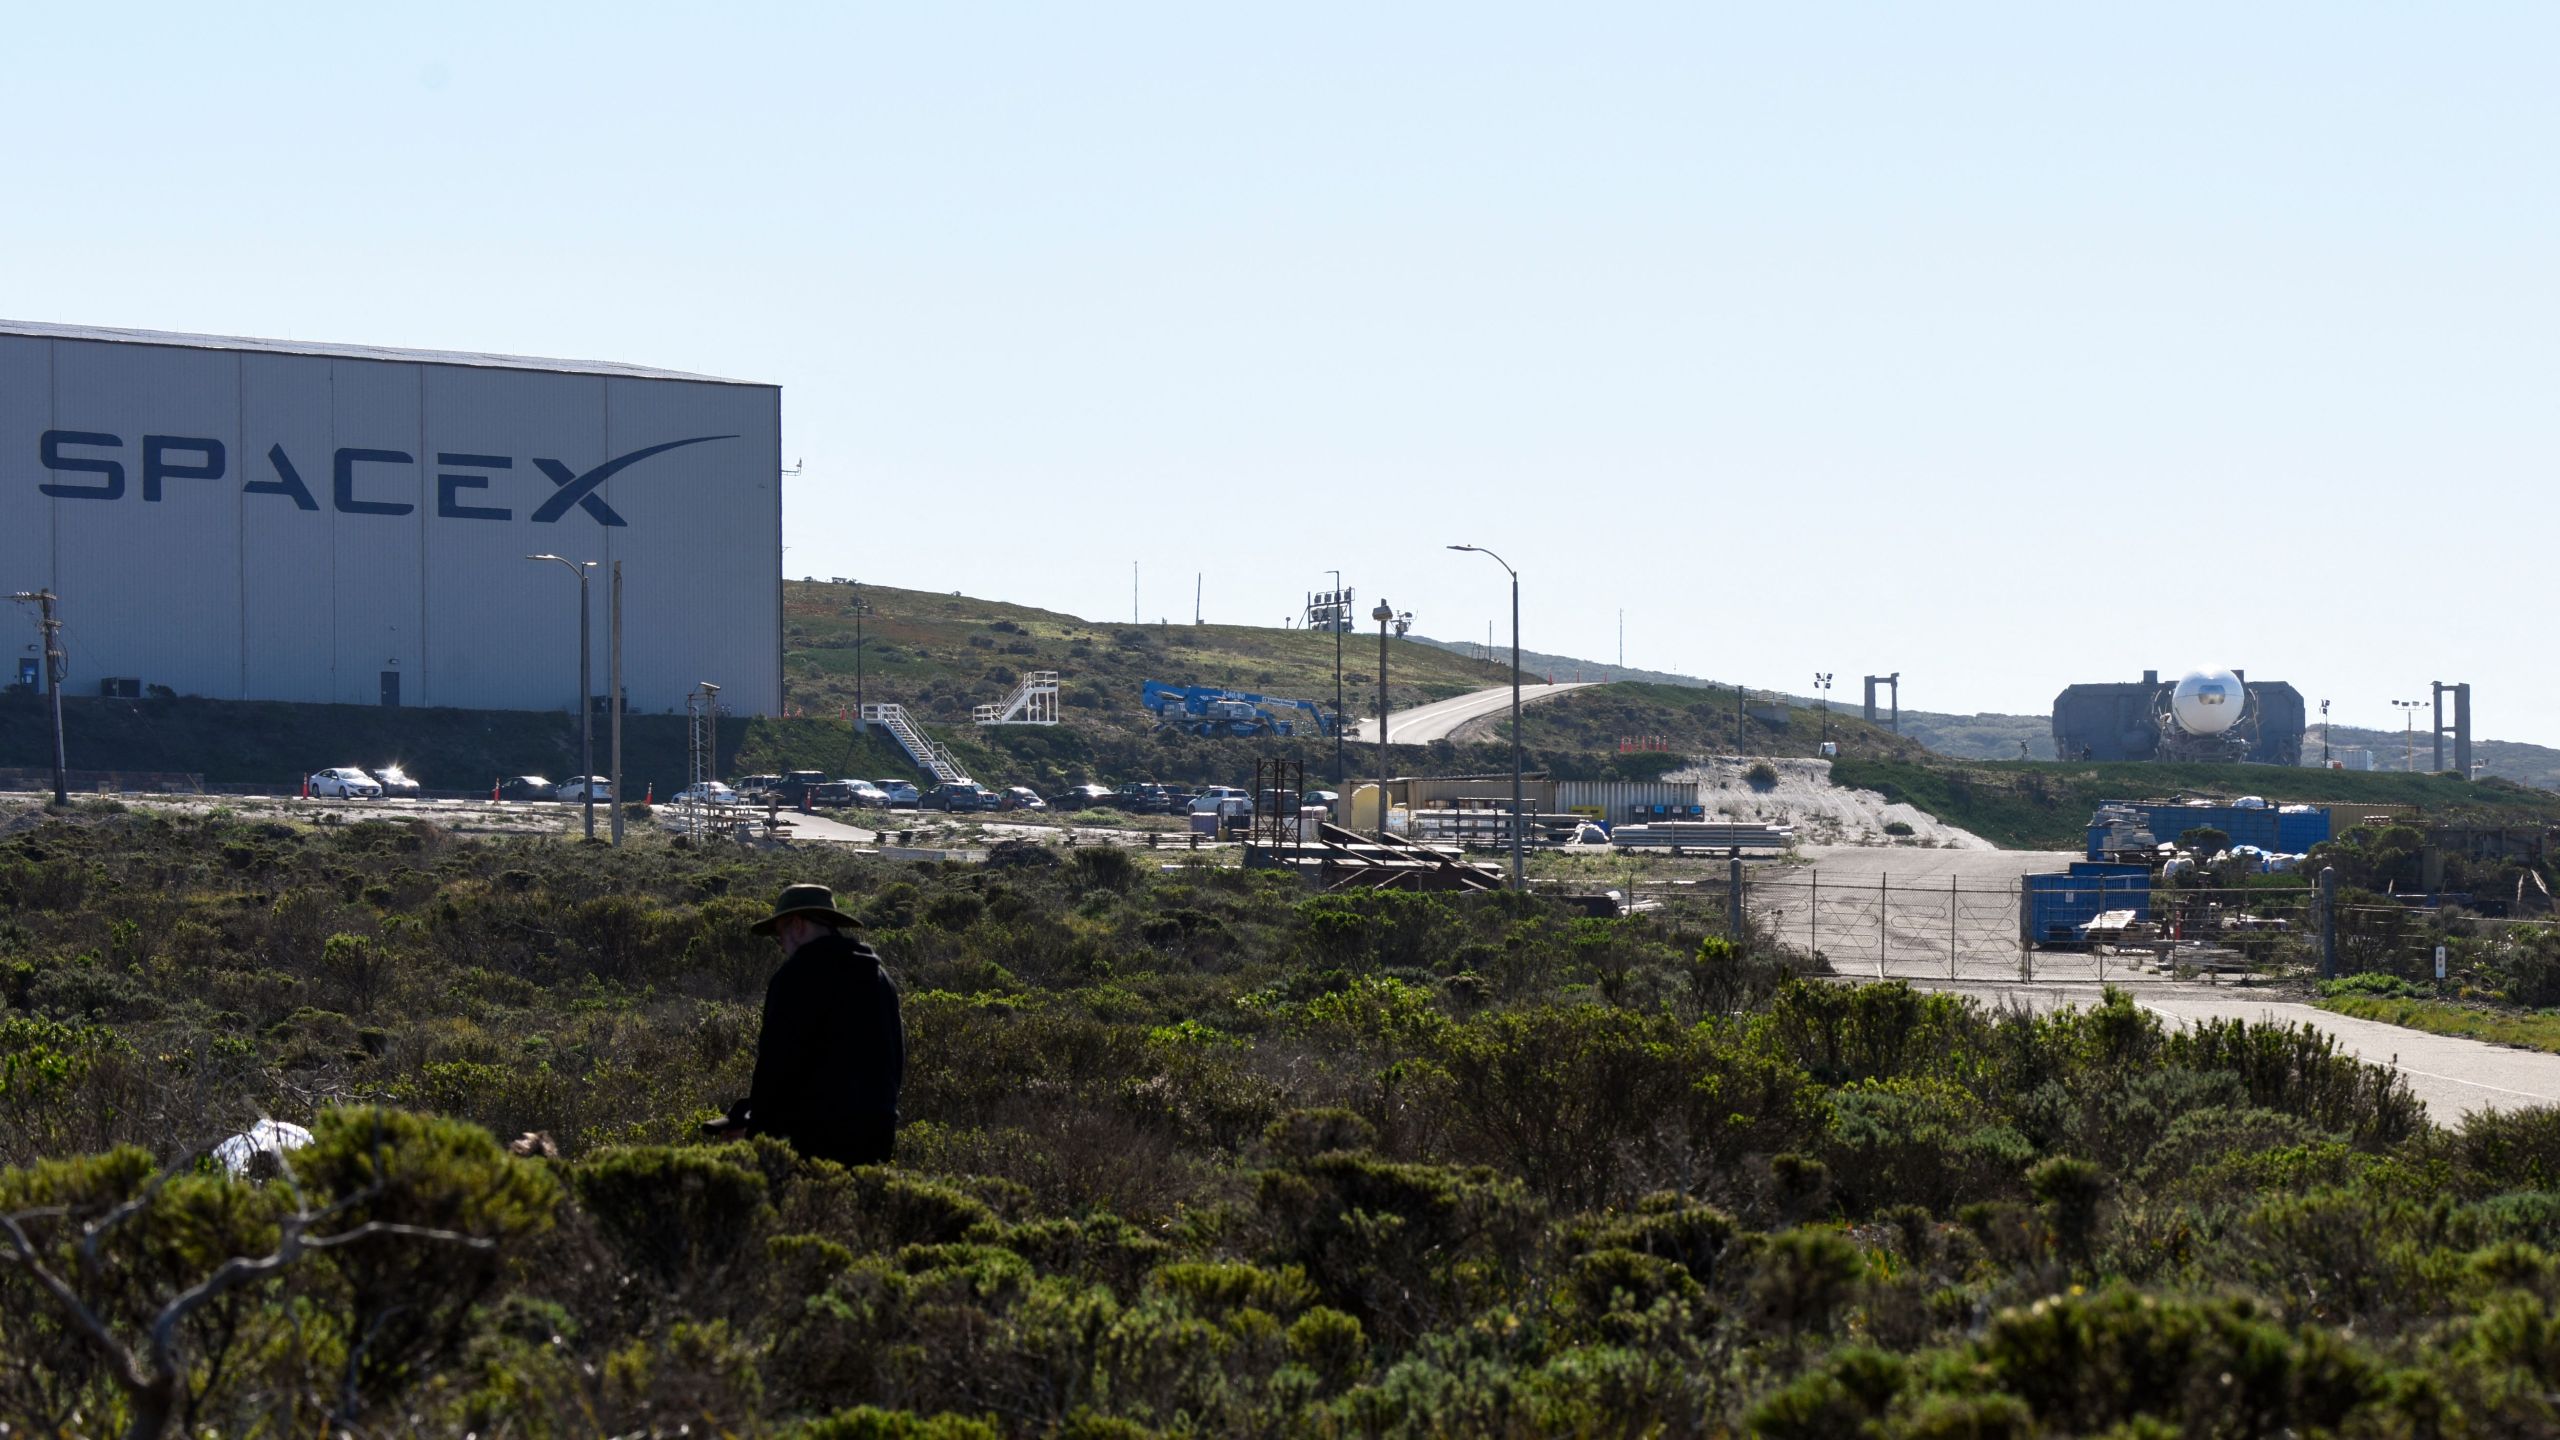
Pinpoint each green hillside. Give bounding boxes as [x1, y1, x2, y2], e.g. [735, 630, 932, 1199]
[1489, 681, 1931, 767]
[782, 580, 1519, 724]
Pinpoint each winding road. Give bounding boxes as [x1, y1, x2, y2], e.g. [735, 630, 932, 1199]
[1345, 681, 1594, 745]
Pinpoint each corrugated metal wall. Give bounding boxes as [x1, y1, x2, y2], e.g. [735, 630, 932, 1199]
[1556, 780, 1704, 824]
[0, 333, 782, 714]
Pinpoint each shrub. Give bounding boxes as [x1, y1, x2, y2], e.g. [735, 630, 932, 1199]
[573, 1143, 770, 1290]
[2318, 972, 2429, 1000]
[1746, 762, 1780, 790]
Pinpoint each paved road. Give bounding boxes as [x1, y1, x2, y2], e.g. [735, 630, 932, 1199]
[1347, 681, 1594, 745]
[1874, 976, 2560, 1123]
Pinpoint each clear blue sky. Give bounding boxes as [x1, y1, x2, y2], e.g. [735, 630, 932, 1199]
[7, 5, 2553, 741]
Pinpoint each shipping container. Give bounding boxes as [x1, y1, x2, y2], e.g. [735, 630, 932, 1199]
[2086, 801, 2335, 860]
[1555, 780, 1705, 826]
[2022, 869, 2151, 946]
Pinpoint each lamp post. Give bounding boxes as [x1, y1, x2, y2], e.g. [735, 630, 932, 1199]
[2391, 699, 2423, 773]
[1814, 672, 1833, 742]
[2320, 699, 2330, 768]
[7, 591, 67, 806]
[1373, 599, 1394, 838]
[609, 561, 624, 847]
[1330, 569, 1346, 787]
[1448, 545, 1524, 890]
[529, 554, 598, 839]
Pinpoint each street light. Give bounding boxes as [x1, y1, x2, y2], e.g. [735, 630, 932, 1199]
[1814, 673, 1833, 742]
[2320, 699, 2330, 768]
[1448, 545, 1524, 891]
[1329, 569, 1346, 788]
[1373, 599, 1395, 838]
[2391, 699, 2423, 773]
[528, 555, 599, 839]
[846, 581, 872, 718]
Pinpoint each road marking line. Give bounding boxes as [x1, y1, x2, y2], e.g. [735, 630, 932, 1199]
[2132, 1001, 2560, 1103]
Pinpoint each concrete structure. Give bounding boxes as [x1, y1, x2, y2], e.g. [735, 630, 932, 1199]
[2432, 681, 2473, 777]
[0, 320, 781, 714]
[2051, 669, 2306, 765]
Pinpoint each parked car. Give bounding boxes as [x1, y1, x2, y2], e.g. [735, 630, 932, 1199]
[368, 765, 422, 797]
[808, 780, 857, 808]
[873, 779, 922, 809]
[1052, 783, 1118, 810]
[1305, 789, 1340, 812]
[496, 775, 557, 802]
[922, 782, 999, 812]
[999, 786, 1048, 811]
[674, 781, 741, 807]
[1188, 786, 1250, 815]
[309, 767, 382, 799]
[771, 770, 832, 805]
[732, 774, 785, 799]
[1113, 783, 1180, 815]
[838, 779, 893, 809]
[556, 776, 614, 802]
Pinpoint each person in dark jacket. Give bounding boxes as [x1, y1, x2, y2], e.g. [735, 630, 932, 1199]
[707, 884, 904, 1165]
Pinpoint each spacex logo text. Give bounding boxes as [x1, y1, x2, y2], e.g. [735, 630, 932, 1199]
[30, 431, 736, 527]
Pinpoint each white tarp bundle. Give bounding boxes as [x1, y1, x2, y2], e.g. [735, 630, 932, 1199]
[212, 1119, 313, 1177]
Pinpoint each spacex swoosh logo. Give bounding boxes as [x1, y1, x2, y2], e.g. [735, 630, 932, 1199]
[530, 435, 738, 526]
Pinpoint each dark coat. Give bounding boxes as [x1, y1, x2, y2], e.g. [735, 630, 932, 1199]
[738, 931, 904, 1165]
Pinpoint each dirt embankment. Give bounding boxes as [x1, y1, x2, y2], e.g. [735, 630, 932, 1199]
[1672, 756, 1995, 849]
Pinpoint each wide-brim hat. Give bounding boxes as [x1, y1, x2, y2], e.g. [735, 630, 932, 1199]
[750, 883, 863, 935]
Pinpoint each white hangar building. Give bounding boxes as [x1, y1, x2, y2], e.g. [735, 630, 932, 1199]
[0, 320, 782, 715]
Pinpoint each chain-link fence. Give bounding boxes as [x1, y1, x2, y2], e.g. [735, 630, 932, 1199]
[1740, 869, 2334, 984]
[1746, 872, 2041, 981]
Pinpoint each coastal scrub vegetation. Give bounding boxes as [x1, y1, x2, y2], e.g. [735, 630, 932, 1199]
[5, 805, 2560, 1433]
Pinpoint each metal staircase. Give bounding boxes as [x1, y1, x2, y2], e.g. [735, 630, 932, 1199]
[861, 703, 972, 785]
[974, 671, 1061, 726]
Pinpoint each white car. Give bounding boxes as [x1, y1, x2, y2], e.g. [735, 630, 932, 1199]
[556, 776, 615, 802]
[368, 765, 422, 797]
[309, 767, 381, 799]
[674, 781, 741, 807]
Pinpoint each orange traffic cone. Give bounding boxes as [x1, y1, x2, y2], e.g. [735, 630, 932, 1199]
[491, 778, 500, 802]
[644, 782, 653, 804]
[300, 774, 309, 799]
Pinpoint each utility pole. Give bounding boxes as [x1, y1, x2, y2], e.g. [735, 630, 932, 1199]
[2319, 699, 2330, 768]
[1329, 570, 1346, 787]
[1374, 599, 1395, 838]
[9, 591, 67, 805]
[1815, 673, 1833, 742]
[849, 582, 871, 721]
[609, 562, 625, 847]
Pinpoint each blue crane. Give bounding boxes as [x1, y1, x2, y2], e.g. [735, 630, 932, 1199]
[1141, 681, 1343, 739]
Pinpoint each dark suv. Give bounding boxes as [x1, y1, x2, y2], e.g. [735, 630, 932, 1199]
[1114, 783, 1180, 815]
[771, 770, 832, 805]
[922, 782, 999, 812]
